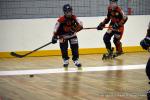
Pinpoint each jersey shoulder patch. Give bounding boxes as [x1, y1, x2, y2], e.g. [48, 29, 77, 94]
[72, 15, 77, 20]
[58, 16, 65, 23]
[108, 4, 121, 12]
[115, 6, 122, 12]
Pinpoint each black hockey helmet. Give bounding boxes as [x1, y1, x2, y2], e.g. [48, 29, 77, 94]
[63, 4, 72, 13]
[110, 0, 118, 2]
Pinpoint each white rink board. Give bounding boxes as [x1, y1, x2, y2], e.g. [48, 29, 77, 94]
[0, 15, 149, 52]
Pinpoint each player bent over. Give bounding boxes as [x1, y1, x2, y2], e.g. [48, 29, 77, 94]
[51, 4, 83, 70]
[97, 0, 128, 60]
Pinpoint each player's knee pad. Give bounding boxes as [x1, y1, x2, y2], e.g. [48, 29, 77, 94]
[71, 43, 78, 50]
[114, 33, 121, 39]
[113, 38, 120, 44]
[114, 40, 122, 52]
[103, 33, 111, 44]
[70, 38, 78, 44]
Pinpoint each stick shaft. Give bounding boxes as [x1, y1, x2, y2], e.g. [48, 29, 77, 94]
[11, 42, 52, 58]
[83, 26, 111, 30]
[23, 42, 52, 56]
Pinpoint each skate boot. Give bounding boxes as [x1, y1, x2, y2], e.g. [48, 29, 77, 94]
[74, 60, 82, 70]
[102, 48, 114, 60]
[113, 50, 124, 58]
[63, 59, 69, 71]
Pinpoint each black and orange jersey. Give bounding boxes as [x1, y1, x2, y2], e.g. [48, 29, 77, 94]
[54, 15, 82, 36]
[103, 4, 128, 26]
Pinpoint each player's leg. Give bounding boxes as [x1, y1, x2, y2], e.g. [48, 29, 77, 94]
[102, 31, 114, 60]
[60, 40, 69, 68]
[146, 58, 150, 81]
[113, 27, 124, 56]
[146, 58, 150, 100]
[113, 38, 123, 55]
[103, 32, 113, 53]
[69, 36, 82, 68]
[147, 89, 150, 100]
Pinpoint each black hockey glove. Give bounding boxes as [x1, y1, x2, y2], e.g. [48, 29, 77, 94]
[97, 22, 105, 30]
[71, 25, 83, 33]
[112, 23, 119, 29]
[71, 20, 83, 33]
[51, 35, 58, 44]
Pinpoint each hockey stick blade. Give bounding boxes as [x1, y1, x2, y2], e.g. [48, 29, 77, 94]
[10, 52, 25, 58]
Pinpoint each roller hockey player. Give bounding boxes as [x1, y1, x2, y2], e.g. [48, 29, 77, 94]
[140, 22, 150, 82]
[51, 4, 83, 70]
[97, 0, 128, 60]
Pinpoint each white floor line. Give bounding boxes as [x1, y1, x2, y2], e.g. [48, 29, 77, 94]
[0, 64, 146, 76]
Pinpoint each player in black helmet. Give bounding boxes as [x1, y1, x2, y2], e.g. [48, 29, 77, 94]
[140, 22, 150, 81]
[110, 0, 118, 2]
[97, 0, 128, 60]
[63, 4, 72, 18]
[51, 4, 83, 70]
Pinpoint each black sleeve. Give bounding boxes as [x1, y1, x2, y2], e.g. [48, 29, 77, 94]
[103, 12, 111, 24]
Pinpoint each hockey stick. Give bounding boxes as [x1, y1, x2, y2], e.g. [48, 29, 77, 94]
[10, 42, 52, 58]
[83, 26, 111, 30]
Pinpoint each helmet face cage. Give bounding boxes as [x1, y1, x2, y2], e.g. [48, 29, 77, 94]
[63, 4, 72, 17]
[63, 4, 72, 13]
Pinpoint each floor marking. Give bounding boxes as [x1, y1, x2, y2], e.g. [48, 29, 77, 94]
[0, 64, 146, 76]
